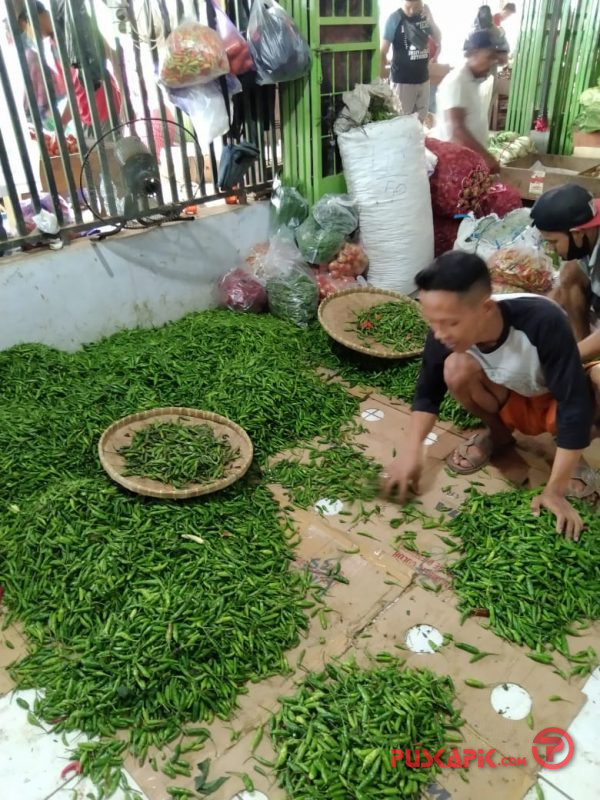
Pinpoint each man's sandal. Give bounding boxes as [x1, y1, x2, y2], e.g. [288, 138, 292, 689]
[445, 432, 515, 476]
[566, 464, 600, 502]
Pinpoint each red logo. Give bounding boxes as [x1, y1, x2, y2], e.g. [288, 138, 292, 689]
[532, 728, 574, 770]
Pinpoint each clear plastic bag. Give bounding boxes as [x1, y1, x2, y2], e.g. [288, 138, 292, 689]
[312, 194, 358, 236]
[295, 217, 345, 265]
[272, 185, 309, 229]
[326, 241, 368, 277]
[168, 77, 241, 143]
[487, 247, 556, 295]
[159, 20, 229, 88]
[218, 267, 267, 312]
[263, 230, 318, 326]
[212, 1, 254, 75]
[247, 0, 311, 85]
[267, 264, 318, 326]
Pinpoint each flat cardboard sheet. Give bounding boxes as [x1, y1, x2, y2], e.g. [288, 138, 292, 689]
[1, 395, 599, 800]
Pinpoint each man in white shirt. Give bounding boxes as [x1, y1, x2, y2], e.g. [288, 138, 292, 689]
[433, 31, 501, 172]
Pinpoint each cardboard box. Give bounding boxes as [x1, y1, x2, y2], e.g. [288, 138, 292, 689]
[500, 154, 600, 201]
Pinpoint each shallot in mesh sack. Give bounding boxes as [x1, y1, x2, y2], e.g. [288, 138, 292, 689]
[426, 137, 491, 217]
[480, 182, 523, 218]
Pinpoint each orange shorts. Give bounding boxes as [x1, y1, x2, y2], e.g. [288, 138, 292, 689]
[499, 361, 600, 437]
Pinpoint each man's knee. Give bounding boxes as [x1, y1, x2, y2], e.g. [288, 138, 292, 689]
[443, 353, 482, 394]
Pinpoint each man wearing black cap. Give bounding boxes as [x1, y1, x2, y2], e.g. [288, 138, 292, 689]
[432, 30, 503, 172]
[530, 185, 600, 402]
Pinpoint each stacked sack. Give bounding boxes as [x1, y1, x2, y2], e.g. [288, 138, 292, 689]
[454, 209, 559, 296]
[426, 138, 522, 257]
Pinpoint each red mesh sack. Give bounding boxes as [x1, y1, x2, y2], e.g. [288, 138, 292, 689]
[433, 215, 461, 257]
[480, 182, 523, 218]
[426, 137, 492, 217]
[218, 268, 267, 313]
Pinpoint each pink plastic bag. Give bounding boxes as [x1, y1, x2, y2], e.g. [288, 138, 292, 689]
[218, 268, 267, 312]
[159, 21, 229, 88]
[212, 1, 254, 75]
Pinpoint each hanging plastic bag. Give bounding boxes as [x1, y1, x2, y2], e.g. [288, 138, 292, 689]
[159, 20, 229, 88]
[218, 141, 260, 191]
[295, 216, 345, 264]
[218, 267, 267, 312]
[272, 184, 309, 229]
[247, 0, 311, 85]
[168, 77, 241, 143]
[312, 194, 359, 236]
[211, 0, 254, 75]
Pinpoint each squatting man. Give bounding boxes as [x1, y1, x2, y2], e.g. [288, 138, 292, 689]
[383, 252, 600, 540]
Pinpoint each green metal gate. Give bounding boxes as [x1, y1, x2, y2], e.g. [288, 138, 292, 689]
[280, 0, 379, 203]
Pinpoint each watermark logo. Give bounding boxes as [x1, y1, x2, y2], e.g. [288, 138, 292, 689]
[392, 728, 575, 771]
[531, 728, 575, 770]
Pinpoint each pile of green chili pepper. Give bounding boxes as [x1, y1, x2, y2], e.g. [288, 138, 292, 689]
[268, 657, 464, 799]
[119, 421, 238, 488]
[302, 324, 479, 430]
[448, 490, 600, 674]
[351, 301, 428, 351]
[0, 309, 475, 797]
[266, 442, 381, 511]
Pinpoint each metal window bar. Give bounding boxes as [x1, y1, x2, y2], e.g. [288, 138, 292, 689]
[0, 0, 277, 254]
[4, 3, 62, 223]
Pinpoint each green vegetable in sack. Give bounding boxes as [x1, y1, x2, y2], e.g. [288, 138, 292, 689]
[295, 217, 345, 264]
[275, 187, 309, 229]
[267, 266, 318, 327]
[576, 84, 600, 133]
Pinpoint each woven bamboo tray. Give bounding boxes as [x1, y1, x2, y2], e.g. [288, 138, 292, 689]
[318, 287, 426, 359]
[98, 407, 253, 500]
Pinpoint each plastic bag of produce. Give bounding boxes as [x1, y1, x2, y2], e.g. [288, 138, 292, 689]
[295, 217, 345, 264]
[426, 137, 491, 217]
[266, 265, 319, 326]
[211, 0, 254, 75]
[316, 268, 359, 299]
[159, 21, 229, 88]
[244, 241, 270, 281]
[487, 247, 555, 295]
[272, 185, 309, 229]
[247, 0, 311, 85]
[480, 182, 523, 218]
[326, 241, 368, 277]
[218, 267, 267, 312]
[576, 84, 600, 133]
[312, 194, 359, 236]
[264, 231, 318, 325]
[455, 208, 537, 261]
[20, 192, 73, 233]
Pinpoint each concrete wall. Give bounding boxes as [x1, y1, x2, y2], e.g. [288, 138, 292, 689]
[0, 203, 272, 352]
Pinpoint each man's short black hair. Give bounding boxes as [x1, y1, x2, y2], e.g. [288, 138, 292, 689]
[415, 251, 492, 295]
[504, 3, 517, 12]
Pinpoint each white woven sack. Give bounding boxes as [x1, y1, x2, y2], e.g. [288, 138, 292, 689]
[338, 115, 433, 293]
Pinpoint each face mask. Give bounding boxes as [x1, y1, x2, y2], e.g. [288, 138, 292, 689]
[566, 232, 591, 260]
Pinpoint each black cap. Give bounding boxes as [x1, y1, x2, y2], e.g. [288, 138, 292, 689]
[464, 31, 500, 52]
[530, 184, 600, 231]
